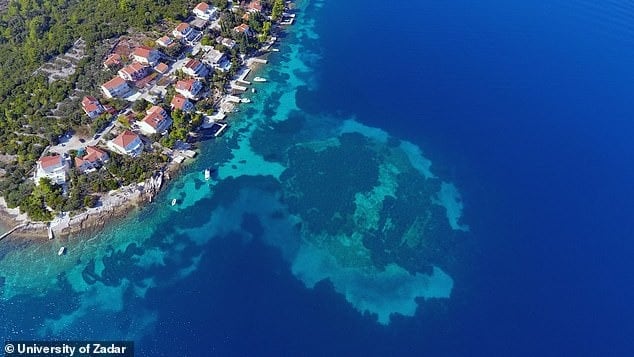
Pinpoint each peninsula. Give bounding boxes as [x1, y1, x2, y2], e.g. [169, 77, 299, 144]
[0, 0, 294, 238]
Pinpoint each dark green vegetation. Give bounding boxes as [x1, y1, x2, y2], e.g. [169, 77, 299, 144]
[0, 0, 280, 220]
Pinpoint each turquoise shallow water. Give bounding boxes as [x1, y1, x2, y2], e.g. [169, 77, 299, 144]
[0, 0, 471, 353]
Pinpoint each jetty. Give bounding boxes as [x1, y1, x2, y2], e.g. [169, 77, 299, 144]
[0, 223, 27, 241]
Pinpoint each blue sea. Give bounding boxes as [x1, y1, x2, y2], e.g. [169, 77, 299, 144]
[2, 0, 634, 355]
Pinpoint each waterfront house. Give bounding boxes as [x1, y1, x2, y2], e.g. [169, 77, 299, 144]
[175, 79, 203, 99]
[118, 62, 150, 81]
[103, 53, 122, 69]
[173, 22, 193, 40]
[132, 46, 161, 66]
[193, 2, 217, 20]
[108, 130, 144, 157]
[36, 155, 69, 185]
[216, 36, 236, 49]
[233, 24, 253, 36]
[182, 58, 209, 78]
[101, 76, 130, 99]
[138, 106, 173, 135]
[74, 146, 109, 173]
[156, 36, 175, 48]
[201, 48, 228, 69]
[170, 94, 195, 112]
[81, 96, 105, 119]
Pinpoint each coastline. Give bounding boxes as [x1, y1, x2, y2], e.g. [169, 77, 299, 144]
[0, 32, 280, 242]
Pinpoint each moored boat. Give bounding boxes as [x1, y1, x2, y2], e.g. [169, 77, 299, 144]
[171, 198, 177, 206]
[253, 77, 267, 82]
[58, 247, 66, 256]
[204, 168, 211, 180]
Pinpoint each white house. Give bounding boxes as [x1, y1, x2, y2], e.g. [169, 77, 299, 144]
[81, 96, 105, 119]
[182, 58, 209, 78]
[173, 23, 193, 40]
[101, 76, 130, 99]
[201, 48, 228, 70]
[175, 79, 203, 99]
[193, 2, 217, 20]
[108, 130, 144, 157]
[118, 62, 150, 81]
[131, 46, 161, 66]
[36, 155, 69, 185]
[138, 106, 173, 135]
[156, 36, 175, 48]
[74, 146, 109, 173]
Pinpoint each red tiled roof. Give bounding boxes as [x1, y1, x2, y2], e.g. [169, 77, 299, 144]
[170, 94, 190, 110]
[142, 106, 168, 129]
[157, 36, 173, 46]
[113, 130, 140, 148]
[234, 24, 250, 33]
[176, 23, 190, 33]
[185, 58, 201, 69]
[103, 76, 127, 90]
[132, 46, 155, 60]
[176, 79, 197, 92]
[39, 155, 62, 169]
[75, 146, 108, 167]
[155, 63, 169, 74]
[104, 53, 122, 66]
[121, 62, 147, 75]
[195, 2, 209, 12]
[82, 96, 101, 112]
[247, 0, 262, 11]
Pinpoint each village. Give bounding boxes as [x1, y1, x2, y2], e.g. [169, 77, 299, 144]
[13, 0, 295, 230]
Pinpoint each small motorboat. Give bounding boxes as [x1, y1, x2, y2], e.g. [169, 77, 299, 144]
[240, 98, 251, 103]
[171, 198, 177, 206]
[58, 247, 66, 256]
[253, 77, 267, 82]
[251, 88, 256, 93]
[204, 168, 211, 180]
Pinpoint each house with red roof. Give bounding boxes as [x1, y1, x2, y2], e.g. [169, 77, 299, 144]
[233, 24, 253, 36]
[108, 130, 144, 157]
[132, 46, 161, 66]
[36, 155, 69, 185]
[170, 94, 194, 112]
[81, 96, 105, 119]
[101, 76, 131, 99]
[156, 36, 175, 48]
[173, 22, 194, 40]
[175, 79, 203, 99]
[182, 58, 209, 78]
[103, 53, 122, 69]
[154, 62, 169, 75]
[118, 62, 150, 81]
[246, 0, 262, 13]
[74, 146, 109, 173]
[193, 2, 217, 20]
[138, 106, 173, 135]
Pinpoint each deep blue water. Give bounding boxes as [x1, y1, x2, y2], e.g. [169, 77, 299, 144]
[3, 0, 634, 355]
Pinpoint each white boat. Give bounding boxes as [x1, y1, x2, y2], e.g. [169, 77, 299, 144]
[253, 77, 267, 82]
[240, 98, 251, 103]
[58, 247, 66, 256]
[171, 198, 177, 206]
[271, 48, 280, 52]
[251, 88, 256, 93]
[204, 168, 211, 180]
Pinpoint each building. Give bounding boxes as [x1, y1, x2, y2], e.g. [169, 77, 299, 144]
[193, 2, 217, 20]
[182, 58, 209, 78]
[246, 0, 262, 13]
[138, 106, 173, 135]
[118, 62, 150, 81]
[173, 22, 193, 40]
[108, 130, 144, 157]
[103, 53, 122, 68]
[175, 79, 203, 99]
[132, 46, 161, 66]
[154, 62, 169, 75]
[233, 24, 253, 36]
[156, 36, 175, 48]
[74, 146, 109, 173]
[101, 76, 130, 99]
[216, 36, 236, 49]
[81, 96, 105, 119]
[170, 94, 194, 112]
[36, 155, 69, 185]
[201, 48, 227, 69]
